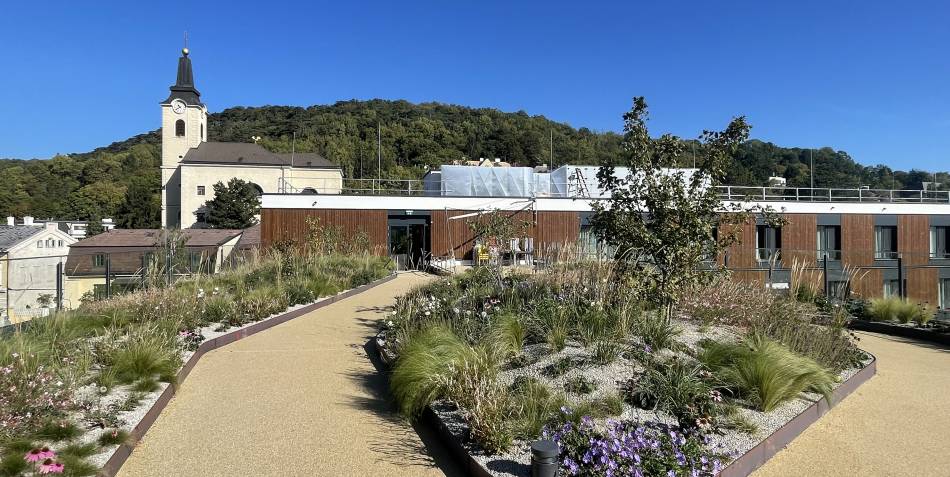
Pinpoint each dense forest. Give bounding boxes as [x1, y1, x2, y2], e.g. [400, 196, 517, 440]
[1, 99, 946, 227]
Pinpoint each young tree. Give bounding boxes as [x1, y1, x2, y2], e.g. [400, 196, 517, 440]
[203, 178, 261, 229]
[591, 97, 760, 318]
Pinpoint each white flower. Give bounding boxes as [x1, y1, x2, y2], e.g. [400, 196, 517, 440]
[453, 308, 460, 314]
[480, 311, 487, 318]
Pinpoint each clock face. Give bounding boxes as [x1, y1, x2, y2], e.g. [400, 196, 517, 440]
[171, 100, 186, 114]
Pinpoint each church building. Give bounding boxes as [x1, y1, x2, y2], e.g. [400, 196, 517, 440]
[160, 48, 343, 228]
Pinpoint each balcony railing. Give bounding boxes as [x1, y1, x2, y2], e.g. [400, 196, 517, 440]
[718, 186, 950, 204]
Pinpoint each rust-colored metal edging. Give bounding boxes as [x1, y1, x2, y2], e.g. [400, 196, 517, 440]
[719, 354, 877, 477]
[97, 273, 397, 477]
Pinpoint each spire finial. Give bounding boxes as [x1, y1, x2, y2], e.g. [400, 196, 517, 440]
[182, 31, 189, 56]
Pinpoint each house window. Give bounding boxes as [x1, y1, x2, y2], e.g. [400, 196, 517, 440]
[817, 225, 841, 261]
[756, 225, 782, 261]
[37, 240, 44, 248]
[93, 254, 106, 267]
[57, 240, 63, 247]
[46, 239, 54, 248]
[196, 212, 207, 223]
[874, 226, 898, 259]
[931, 226, 949, 259]
[883, 279, 901, 298]
[197, 185, 206, 196]
[189, 251, 203, 271]
[175, 119, 185, 137]
[939, 278, 950, 310]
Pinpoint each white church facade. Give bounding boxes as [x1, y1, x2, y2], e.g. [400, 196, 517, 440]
[160, 48, 342, 228]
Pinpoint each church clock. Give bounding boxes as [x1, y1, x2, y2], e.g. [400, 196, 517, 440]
[171, 100, 186, 114]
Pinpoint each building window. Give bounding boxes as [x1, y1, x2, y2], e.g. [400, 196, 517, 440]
[828, 280, 850, 299]
[57, 240, 63, 247]
[931, 226, 949, 259]
[883, 279, 901, 298]
[175, 119, 185, 137]
[37, 240, 44, 248]
[46, 239, 54, 248]
[196, 212, 207, 223]
[197, 185, 205, 196]
[874, 226, 898, 259]
[189, 251, 203, 271]
[939, 278, 950, 310]
[817, 225, 841, 261]
[93, 254, 106, 267]
[756, 225, 782, 261]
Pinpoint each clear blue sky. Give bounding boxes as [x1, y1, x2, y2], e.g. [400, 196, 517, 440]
[1, 0, 947, 171]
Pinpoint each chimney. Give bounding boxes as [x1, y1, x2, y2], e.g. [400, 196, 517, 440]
[23, 216, 34, 226]
[5, 217, 13, 226]
[45, 222, 58, 232]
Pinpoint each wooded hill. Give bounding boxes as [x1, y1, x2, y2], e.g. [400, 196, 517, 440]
[1, 99, 945, 227]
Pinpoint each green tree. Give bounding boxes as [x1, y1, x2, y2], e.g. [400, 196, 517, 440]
[115, 178, 161, 228]
[203, 178, 261, 229]
[591, 97, 756, 318]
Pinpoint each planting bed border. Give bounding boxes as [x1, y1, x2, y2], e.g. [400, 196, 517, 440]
[406, 346, 875, 477]
[849, 319, 950, 347]
[97, 272, 397, 477]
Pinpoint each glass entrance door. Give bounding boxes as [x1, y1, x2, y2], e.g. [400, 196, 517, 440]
[387, 216, 430, 270]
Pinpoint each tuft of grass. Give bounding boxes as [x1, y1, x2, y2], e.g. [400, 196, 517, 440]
[568, 392, 624, 423]
[563, 376, 597, 395]
[202, 294, 239, 326]
[623, 358, 719, 431]
[59, 442, 99, 459]
[97, 429, 131, 447]
[59, 454, 99, 477]
[0, 451, 29, 477]
[635, 312, 681, 351]
[103, 333, 180, 386]
[131, 378, 161, 393]
[30, 419, 82, 442]
[509, 377, 565, 439]
[390, 326, 471, 417]
[699, 334, 835, 412]
[488, 313, 528, 357]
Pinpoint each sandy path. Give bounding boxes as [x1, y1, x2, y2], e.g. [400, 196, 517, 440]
[118, 272, 457, 477]
[753, 331, 950, 477]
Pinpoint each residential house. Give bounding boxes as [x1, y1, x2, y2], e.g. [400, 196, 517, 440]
[1, 218, 77, 324]
[63, 228, 243, 306]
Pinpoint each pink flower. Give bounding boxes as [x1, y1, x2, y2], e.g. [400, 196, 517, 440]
[25, 448, 44, 462]
[38, 459, 65, 474]
[38, 447, 55, 459]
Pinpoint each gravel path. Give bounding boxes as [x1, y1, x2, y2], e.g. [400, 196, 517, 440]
[118, 271, 458, 477]
[753, 331, 950, 477]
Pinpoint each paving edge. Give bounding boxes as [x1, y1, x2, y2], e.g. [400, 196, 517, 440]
[97, 272, 398, 477]
[380, 336, 876, 477]
[849, 320, 950, 347]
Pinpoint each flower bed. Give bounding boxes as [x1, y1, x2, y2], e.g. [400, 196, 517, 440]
[0, 250, 393, 476]
[379, 263, 871, 477]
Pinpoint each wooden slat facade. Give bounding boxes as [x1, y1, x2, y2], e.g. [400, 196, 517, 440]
[261, 206, 943, 303]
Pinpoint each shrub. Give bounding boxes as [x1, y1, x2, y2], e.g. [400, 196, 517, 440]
[751, 299, 863, 372]
[30, 420, 81, 442]
[622, 358, 721, 432]
[0, 352, 75, 440]
[563, 376, 597, 395]
[202, 294, 239, 326]
[547, 414, 722, 477]
[536, 303, 570, 352]
[390, 327, 470, 417]
[284, 278, 316, 306]
[440, 345, 512, 454]
[241, 285, 289, 321]
[698, 335, 835, 412]
[913, 304, 935, 326]
[591, 338, 622, 365]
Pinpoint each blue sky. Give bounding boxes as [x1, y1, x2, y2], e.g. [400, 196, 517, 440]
[1, 1, 947, 171]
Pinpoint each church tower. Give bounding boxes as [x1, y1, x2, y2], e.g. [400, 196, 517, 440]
[161, 47, 207, 228]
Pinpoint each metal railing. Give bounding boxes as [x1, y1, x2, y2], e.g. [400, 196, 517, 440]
[718, 186, 950, 204]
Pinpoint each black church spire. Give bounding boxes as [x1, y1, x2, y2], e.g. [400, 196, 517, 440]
[163, 48, 202, 105]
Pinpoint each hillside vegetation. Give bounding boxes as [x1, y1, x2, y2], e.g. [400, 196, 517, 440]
[1, 99, 945, 227]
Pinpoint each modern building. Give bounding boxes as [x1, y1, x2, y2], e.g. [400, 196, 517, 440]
[160, 48, 343, 229]
[258, 172, 950, 318]
[1, 220, 77, 324]
[63, 228, 244, 306]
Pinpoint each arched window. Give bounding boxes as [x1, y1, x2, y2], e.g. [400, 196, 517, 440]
[175, 120, 185, 137]
[201, 123, 205, 140]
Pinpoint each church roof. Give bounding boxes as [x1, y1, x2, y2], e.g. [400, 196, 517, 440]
[181, 142, 338, 169]
[163, 48, 203, 106]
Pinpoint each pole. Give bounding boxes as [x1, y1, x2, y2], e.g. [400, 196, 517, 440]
[56, 262, 63, 311]
[530, 440, 559, 477]
[897, 255, 904, 299]
[377, 122, 382, 191]
[105, 254, 112, 299]
[809, 149, 814, 200]
[822, 255, 829, 297]
[549, 129, 554, 169]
